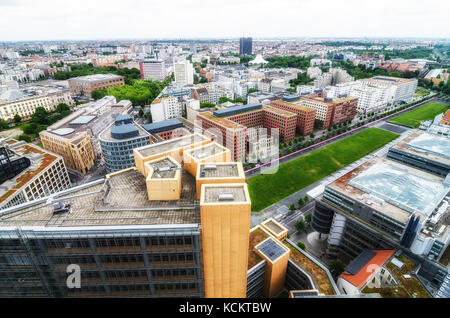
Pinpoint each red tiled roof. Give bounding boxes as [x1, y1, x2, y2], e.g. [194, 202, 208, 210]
[339, 250, 395, 289]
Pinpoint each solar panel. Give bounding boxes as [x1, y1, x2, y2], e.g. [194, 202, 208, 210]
[344, 250, 376, 275]
[257, 238, 286, 261]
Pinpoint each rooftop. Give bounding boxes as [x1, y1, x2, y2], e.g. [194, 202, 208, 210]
[186, 142, 228, 160]
[0, 140, 59, 205]
[142, 118, 184, 134]
[391, 130, 450, 166]
[198, 162, 241, 179]
[340, 250, 395, 289]
[271, 100, 315, 112]
[256, 237, 289, 262]
[135, 134, 210, 158]
[69, 73, 123, 83]
[146, 157, 180, 179]
[0, 168, 199, 227]
[328, 157, 449, 225]
[99, 121, 149, 142]
[201, 184, 249, 204]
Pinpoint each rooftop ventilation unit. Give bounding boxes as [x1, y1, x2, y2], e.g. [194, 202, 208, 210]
[203, 164, 217, 170]
[197, 152, 210, 159]
[157, 166, 171, 172]
[52, 201, 71, 215]
[218, 193, 234, 201]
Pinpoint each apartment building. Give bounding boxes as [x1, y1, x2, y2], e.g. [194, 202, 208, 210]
[0, 89, 73, 121]
[150, 97, 183, 123]
[358, 76, 417, 104]
[270, 99, 316, 136]
[68, 74, 125, 98]
[139, 60, 167, 81]
[0, 139, 71, 210]
[314, 68, 354, 89]
[173, 60, 194, 86]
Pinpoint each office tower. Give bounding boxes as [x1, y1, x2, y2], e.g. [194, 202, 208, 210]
[239, 37, 253, 56]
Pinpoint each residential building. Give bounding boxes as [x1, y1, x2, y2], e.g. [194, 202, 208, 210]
[239, 37, 253, 56]
[314, 68, 354, 89]
[0, 139, 71, 210]
[307, 67, 322, 80]
[150, 97, 183, 123]
[174, 60, 194, 86]
[68, 74, 125, 99]
[357, 76, 417, 104]
[139, 60, 167, 81]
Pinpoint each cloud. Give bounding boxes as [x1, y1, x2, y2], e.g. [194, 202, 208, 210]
[0, 0, 448, 41]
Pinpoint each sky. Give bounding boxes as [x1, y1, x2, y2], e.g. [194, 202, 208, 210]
[0, 0, 449, 41]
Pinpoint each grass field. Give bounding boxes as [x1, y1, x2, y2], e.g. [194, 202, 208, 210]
[388, 102, 449, 128]
[247, 128, 399, 212]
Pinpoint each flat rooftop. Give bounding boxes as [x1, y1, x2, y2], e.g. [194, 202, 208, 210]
[202, 185, 248, 204]
[147, 157, 179, 179]
[187, 143, 228, 160]
[136, 134, 209, 158]
[69, 73, 123, 82]
[198, 163, 241, 179]
[256, 237, 288, 262]
[0, 168, 199, 227]
[0, 140, 59, 205]
[198, 111, 245, 129]
[271, 100, 315, 112]
[391, 131, 450, 166]
[327, 158, 449, 225]
[99, 121, 149, 142]
[262, 105, 297, 117]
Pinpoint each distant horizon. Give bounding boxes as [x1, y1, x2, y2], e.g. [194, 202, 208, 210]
[1, 36, 449, 44]
[1, 0, 449, 42]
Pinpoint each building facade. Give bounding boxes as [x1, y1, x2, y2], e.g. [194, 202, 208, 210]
[68, 74, 125, 99]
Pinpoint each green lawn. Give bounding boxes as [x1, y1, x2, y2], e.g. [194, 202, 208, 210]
[414, 89, 430, 97]
[388, 102, 449, 128]
[247, 128, 399, 212]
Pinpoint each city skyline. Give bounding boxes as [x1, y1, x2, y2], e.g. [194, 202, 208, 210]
[1, 0, 449, 41]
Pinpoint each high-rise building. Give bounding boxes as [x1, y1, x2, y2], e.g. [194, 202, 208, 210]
[150, 97, 183, 123]
[139, 60, 167, 81]
[239, 37, 253, 56]
[174, 60, 194, 86]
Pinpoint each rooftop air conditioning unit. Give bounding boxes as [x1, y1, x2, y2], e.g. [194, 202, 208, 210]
[218, 193, 234, 201]
[203, 164, 217, 170]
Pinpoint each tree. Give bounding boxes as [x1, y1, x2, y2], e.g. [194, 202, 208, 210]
[14, 114, 22, 123]
[296, 242, 306, 250]
[289, 204, 295, 212]
[31, 107, 49, 125]
[305, 214, 312, 224]
[328, 260, 345, 278]
[298, 198, 304, 207]
[219, 96, 232, 104]
[56, 103, 70, 114]
[309, 133, 315, 138]
[304, 195, 309, 203]
[0, 119, 9, 130]
[138, 109, 144, 117]
[295, 220, 306, 233]
[200, 102, 215, 109]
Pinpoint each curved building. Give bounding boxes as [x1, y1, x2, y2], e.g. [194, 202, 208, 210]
[99, 115, 151, 173]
